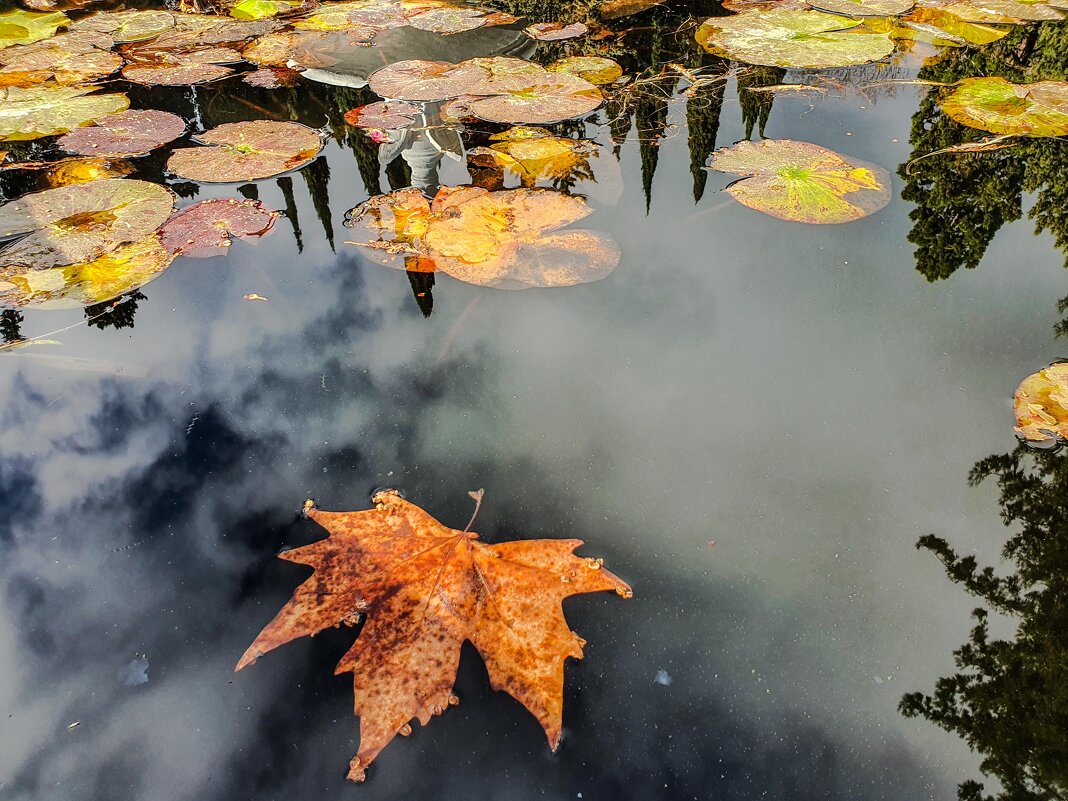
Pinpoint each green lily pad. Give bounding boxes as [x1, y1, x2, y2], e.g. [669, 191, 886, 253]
[0, 179, 175, 270]
[58, 110, 187, 157]
[941, 77, 1068, 136]
[0, 10, 68, 50]
[0, 234, 174, 309]
[0, 85, 129, 142]
[812, 0, 915, 12]
[547, 56, 623, 86]
[0, 31, 121, 87]
[696, 8, 895, 69]
[69, 9, 175, 42]
[167, 120, 324, 182]
[710, 139, 891, 224]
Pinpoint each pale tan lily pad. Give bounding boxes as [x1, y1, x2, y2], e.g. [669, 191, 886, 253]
[69, 9, 175, 42]
[941, 77, 1068, 136]
[710, 139, 891, 224]
[166, 120, 323, 182]
[0, 178, 175, 269]
[1014, 363, 1068, 442]
[58, 110, 186, 157]
[696, 8, 895, 69]
[0, 85, 129, 142]
[367, 59, 473, 101]
[460, 72, 603, 124]
[0, 234, 173, 309]
[0, 31, 121, 87]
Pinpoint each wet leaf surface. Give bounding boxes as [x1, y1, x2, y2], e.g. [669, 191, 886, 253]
[0, 85, 129, 142]
[1014, 363, 1068, 442]
[236, 491, 631, 781]
[158, 198, 280, 257]
[0, 178, 175, 269]
[696, 8, 896, 68]
[0, 233, 173, 309]
[941, 77, 1068, 136]
[58, 109, 186, 157]
[596, 0, 664, 19]
[710, 139, 892, 224]
[167, 120, 323, 182]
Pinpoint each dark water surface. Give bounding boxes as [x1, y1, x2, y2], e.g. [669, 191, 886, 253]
[2, 5, 1067, 800]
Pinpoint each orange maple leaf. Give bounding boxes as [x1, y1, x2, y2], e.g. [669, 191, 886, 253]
[236, 490, 632, 781]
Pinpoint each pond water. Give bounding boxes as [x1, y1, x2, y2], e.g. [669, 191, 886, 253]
[1, 1, 1067, 800]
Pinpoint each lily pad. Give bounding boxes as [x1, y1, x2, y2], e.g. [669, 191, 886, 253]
[0, 31, 121, 87]
[69, 9, 175, 42]
[241, 30, 306, 64]
[941, 77, 1068, 136]
[0, 179, 175, 269]
[0, 85, 129, 142]
[709, 139, 891, 224]
[1014, 363, 1068, 442]
[407, 7, 493, 33]
[0, 234, 173, 309]
[547, 56, 623, 86]
[460, 72, 603, 124]
[867, 8, 1009, 45]
[121, 45, 243, 86]
[696, 8, 895, 69]
[158, 198, 280, 257]
[810, 0, 915, 14]
[243, 66, 303, 88]
[58, 110, 187, 157]
[469, 127, 596, 186]
[170, 13, 281, 43]
[344, 100, 421, 131]
[524, 21, 588, 40]
[0, 10, 68, 50]
[166, 120, 323, 182]
[941, 0, 1064, 19]
[597, 0, 664, 19]
[367, 59, 473, 101]
[229, 0, 302, 20]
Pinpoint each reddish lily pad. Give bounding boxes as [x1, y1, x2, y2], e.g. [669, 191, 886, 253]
[58, 110, 186, 157]
[367, 59, 473, 101]
[243, 66, 303, 87]
[461, 72, 603, 124]
[407, 7, 491, 32]
[69, 9, 175, 42]
[344, 100, 421, 131]
[524, 21, 588, 40]
[121, 45, 243, 86]
[167, 120, 323, 182]
[159, 198, 280, 257]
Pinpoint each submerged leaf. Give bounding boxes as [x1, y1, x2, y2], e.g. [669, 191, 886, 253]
[710, 139, 891, 224]
[0, 156, 134, 186]
[0, 10, 68, 49]
[167, 120, 323, 182]
[0, 178, 175, 269]
[0, 234, 173, 309]
[524, 21, 588, 40]
[235, 491, 631, 781]
[0, 85, 129, 142]
[159, 198, 280, 257]
[1014, 364, 1068, 442]
[696, 8, 895, 68]
[941, 77, 1068, 136]
[58, 110, 186, 157]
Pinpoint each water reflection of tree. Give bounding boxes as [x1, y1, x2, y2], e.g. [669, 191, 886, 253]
[902, 25, 1068, 283]
[86, 291, 145, 331]
[900, 443, 1068, 801]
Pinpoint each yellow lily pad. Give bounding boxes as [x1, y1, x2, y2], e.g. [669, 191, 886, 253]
[1014, 363, 1068, 442]
[0, 10, 68, 50]
[0, 85, 129, 142]
[941, 77, 1068, 136]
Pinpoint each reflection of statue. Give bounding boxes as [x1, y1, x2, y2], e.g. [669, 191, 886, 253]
[86, 291, 144, 331]
[900, 443, 1068, 801]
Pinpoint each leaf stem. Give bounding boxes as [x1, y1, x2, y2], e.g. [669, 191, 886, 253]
[462, 488, 485, 534]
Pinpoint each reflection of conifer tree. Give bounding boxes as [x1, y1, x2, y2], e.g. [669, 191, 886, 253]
[686, 57, 728, 203]
[900, 443, 1068, 801]
[737, 66, 785, 140]
[277, 176, 303, 253]
[321, 84, 384, 197]
[406, 266, 435, 318]
[0, 308, 23, 345]
[636, 83, 671, 213]
[86, 291, 144, 331]
[301, 156, 335, 252]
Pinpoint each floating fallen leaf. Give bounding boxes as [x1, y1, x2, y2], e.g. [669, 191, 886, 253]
[243, 292, 268, 301]
[710, 139, 891, 224]
[344, 100, 421, 132]
[905, 134, 1018, 172]
[69, 9, 175, 42]
[58, 110, 186, 157]
[159, 198, 280, 257]
[0, 178, 174, 269]
[547, 56, 623, 86]
[524, 21, 588, 40]
[597, 0, 664, 19]
[347, 185, 620, 289]
[941, 77, 1068, 136]
[469, 127, 597, 186]
[1014, 363, 1068, 442]
[243, 65, 302, 87]
[0, 9, 68, 49]
[0, 234, 174, 309]
[696, 8, 895, 68]
[0, 85, 129, 142]
[167, 120, 323, 182]
[810, 0, 915, 14]
[0, 31, 121, 87]
[236, 491, 631, 781]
